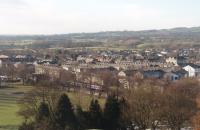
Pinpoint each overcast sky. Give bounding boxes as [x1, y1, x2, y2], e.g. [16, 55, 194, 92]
[0, 0, 200, 34]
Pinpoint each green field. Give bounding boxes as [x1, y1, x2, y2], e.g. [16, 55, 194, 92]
[67, 92, 105, 111]
[0, 84, 33, 130]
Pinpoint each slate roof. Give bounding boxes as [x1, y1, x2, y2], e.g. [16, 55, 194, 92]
[184, 63, 200, 69]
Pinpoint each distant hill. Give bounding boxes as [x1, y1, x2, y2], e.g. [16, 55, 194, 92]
[1, 26, 200, 49]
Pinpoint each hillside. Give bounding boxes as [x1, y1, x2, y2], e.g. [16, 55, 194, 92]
[1, 27, 200, 49]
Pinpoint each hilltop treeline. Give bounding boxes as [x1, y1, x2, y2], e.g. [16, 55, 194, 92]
[2, 27, 200, 49]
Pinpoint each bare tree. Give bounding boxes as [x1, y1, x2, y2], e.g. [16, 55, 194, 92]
[18, 77, 62, 124]
[123, 84, 163, 130]
[162, 80, 199, 130]
[17, 64, 35, 85]
[98, 71, 119, 96]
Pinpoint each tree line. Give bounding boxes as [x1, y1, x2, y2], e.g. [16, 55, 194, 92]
[19, 93, 125, 130]
[18, 78, 200, 130]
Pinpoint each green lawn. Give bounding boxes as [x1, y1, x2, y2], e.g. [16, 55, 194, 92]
[0, 84, 33, 130]
[67, 92, 105, 110]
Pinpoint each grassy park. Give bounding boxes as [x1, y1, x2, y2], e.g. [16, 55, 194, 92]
[0, 84, 33, 130]
[0, 83, 105, 130]
[67, 92, 105, 110]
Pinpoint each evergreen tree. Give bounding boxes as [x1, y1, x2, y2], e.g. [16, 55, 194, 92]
[75, 105, 88, 129]
[18, 122, 35, 130]
[88, 99, 103, 129]
[103, 95, 121, 130]
[55, 94, 77, 130]
[36, 102, 50, 122]
[35, 102, 51, 130]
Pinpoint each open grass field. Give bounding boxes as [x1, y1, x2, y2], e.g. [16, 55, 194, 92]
[0, 84, 33, 130]
[67, 92, 105, 110]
